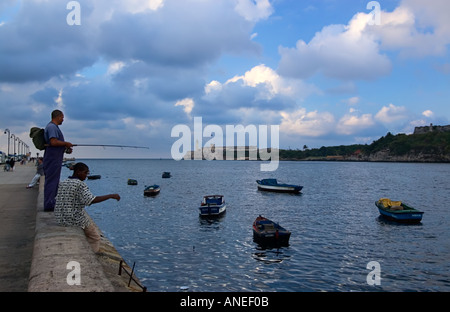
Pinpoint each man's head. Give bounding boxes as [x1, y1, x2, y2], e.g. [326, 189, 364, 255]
[51, 109, 65, 125]
[72, 162, 90, 181]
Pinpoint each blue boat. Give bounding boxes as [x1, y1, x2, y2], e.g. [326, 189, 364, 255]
[144, 185, 160, 196]
[199, 195, 226, 217]
[256, 179, 303, 194]
[375, 198, 424, 223]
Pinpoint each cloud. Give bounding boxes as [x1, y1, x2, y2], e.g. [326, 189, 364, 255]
[422, 110, 434, 118]
[278, 12, 392, 81]
[196, 64, 319, 124]
[280, 109, 335, 137]
[97, 0, 261, 68]
[369, 0, 450, 57]
[375, 104, 408, 123]
[175, 98, 195, 117]
[234, 0, 273, 22]
[336, 113, 375, 135]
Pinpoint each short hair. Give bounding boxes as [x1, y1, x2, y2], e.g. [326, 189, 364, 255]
[51, 109, 63, 119]
[73, 162, 89, 173]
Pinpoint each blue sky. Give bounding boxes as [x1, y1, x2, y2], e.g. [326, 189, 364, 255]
[0, 0, 449, 159]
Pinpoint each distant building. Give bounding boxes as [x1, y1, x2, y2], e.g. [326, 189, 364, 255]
[184, 145, 276, 160]
[413, 124, 450, 135]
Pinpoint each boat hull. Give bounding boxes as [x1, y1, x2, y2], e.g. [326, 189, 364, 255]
[144, 185, 160, 196]
[256, 179, 302, 194]
[199, 204, 226, 217]
[375, 200, 423, 223]
[252, 216, 291, 247]
[199, 195, 226, 217]
[128, 179, 138, 185]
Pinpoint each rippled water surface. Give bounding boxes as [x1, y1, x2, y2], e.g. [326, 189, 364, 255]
[69, 159, 450, 292]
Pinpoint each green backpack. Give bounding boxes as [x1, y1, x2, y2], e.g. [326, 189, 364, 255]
[29, 127, 46, 150]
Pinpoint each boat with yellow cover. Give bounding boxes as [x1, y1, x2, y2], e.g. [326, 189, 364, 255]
[375, 198, 424, 223]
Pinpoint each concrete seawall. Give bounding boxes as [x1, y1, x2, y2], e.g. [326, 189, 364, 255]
[28, 176, 146, 292]
[0, 163, 145, 292]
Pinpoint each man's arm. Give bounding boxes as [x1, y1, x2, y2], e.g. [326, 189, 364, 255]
[92, 194, 121, 204]
[49, 137, 73, 148]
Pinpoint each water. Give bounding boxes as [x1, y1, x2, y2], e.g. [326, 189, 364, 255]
[64, 159, 450, 292]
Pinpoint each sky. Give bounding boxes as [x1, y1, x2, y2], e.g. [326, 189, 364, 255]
[0, 0, 449, 159]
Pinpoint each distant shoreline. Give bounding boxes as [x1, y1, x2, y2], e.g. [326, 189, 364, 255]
[64, 157, 450, 164]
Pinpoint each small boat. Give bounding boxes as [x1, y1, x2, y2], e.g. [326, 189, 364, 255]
[199, 195, 226, 217]
[128, 179, 138, 185]
[253, 215, 291, 246]
[62, 161, 76, 169]
[87, 174, 101, 180]
[144, 185, 160, 196]
[256, 179, 303, 194]
[162, 172, 171, 178]
[375, 198, 424, 223]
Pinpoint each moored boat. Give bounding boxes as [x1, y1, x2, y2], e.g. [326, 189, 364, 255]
[256, 179, 303, 194]
[128, 179, 138, 185]
[144, 185, 160, 196]
[87, 174, 101, 180]
[252, 215, 291, 246]
[199, 195, 226, 217]
[375, 198, 424, 223]
[162, 172, 171, 178]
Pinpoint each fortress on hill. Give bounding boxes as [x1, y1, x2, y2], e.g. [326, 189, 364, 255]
[413, 124, 450, 135]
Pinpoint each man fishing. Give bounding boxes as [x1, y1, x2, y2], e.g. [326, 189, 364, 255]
[43, 109, 74, 212]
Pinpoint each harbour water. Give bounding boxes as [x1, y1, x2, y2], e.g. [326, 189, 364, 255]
[66, 159, 450, 292]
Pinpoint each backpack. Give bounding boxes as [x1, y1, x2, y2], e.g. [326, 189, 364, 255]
[29, 127, 46, 150]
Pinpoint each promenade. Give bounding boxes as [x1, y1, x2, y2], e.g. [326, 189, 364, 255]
[0, 162, 38, 291]
[0, 161, 145, 292]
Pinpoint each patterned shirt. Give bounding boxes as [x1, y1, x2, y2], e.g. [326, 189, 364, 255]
[54, 178, 96, 229]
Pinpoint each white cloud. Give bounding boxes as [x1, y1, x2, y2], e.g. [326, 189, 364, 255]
[366, 0, 450, 57]
[225, 64, 316, 101]
[280, 109, 335, 137]
[175, 98, 194, 116]
[107, 61, 126, 75]
[278, 12, 392, 81]
[375, 104, 408, 123]
[234, 0, 273, 22]
[336, 113, 375, 135]
[346, 96, 360, 106]
[422, 110, 434, 117]
[122, 0, 165, 13]
[204, 80, 222, 94]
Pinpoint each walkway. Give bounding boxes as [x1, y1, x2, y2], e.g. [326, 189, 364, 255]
[0, 162, 38, 291]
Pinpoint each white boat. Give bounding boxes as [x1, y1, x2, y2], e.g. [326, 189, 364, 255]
[199, 195, 226, 217]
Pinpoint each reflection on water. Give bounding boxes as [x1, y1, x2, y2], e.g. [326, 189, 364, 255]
[78, 159, 450, 292]
[253, 248, 290, 264]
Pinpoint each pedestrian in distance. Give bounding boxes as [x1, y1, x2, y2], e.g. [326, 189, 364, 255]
[9, 157, 15, 172]
[27, 157, 44, 188]
[54, 162, 120, 253]
[43, 109, 73, 211]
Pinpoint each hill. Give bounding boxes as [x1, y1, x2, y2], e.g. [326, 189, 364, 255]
[280, 129, 450, 163]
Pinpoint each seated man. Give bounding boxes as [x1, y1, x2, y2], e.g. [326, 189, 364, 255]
[54, 162, 120, 253]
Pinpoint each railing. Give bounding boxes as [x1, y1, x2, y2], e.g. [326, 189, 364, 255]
[118, 260, 147, 292]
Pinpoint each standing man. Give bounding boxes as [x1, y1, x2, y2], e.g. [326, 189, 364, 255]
[43, 110, 73, 212]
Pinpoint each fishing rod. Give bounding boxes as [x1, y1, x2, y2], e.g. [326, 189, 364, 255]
[72, 144, 149, 149]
